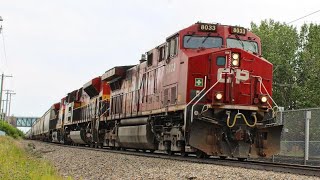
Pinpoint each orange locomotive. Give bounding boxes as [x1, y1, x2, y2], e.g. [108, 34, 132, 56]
[30, 22, 282, 160]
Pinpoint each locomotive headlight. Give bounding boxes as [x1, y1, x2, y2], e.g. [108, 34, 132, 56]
[231, 53, 240, 66]
[215, 92, 223, 100]
[232, 59, 239, 66]
[232, 53, 239, 60]
[260, 96, 268, 103]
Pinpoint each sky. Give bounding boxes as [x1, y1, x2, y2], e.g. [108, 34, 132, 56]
[0, 0, 320, 119]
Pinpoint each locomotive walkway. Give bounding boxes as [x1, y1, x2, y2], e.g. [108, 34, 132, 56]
[24, 140, 320, 179]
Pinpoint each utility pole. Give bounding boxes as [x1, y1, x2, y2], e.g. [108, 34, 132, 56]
[1, 99, 5, 114]
[1, 99, 6, 121]
[0, 17, 5, 120]
[3, 89, 13, 121]
[0, 74, 13, 120]
[8, 92, 15, 117]
[0, 17, 13, 121]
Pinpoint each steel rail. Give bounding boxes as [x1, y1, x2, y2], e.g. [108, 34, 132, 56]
[33, 140, 320, 177]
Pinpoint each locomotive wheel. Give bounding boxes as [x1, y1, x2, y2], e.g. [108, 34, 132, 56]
[237, 158, 247, 161]
[167, 149, 174, 156]
[196, 151, 204, 158]
[180, 146, 188, 157]
[219, 156, 227, 160]
[196, 150, 208, 159]
[181, 151, 188, 157]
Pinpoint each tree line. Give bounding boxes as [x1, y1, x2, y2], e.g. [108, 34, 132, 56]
[251, 20, 320, 110]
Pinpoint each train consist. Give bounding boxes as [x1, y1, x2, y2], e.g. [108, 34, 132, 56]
[28, 22, 283, 159]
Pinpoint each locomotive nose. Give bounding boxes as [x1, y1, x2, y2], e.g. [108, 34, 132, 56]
[213, 66, 250, 105]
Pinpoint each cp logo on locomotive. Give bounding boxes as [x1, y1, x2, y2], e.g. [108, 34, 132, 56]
[217, 68, 249, 84]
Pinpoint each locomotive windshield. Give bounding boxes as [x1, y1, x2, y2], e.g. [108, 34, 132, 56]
[227, 38, 259, 53]
[184, 36, 222, 49]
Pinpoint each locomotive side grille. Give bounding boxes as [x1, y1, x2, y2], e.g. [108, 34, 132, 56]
[164, 88, 169, 106]
[171, 86, 177, 104]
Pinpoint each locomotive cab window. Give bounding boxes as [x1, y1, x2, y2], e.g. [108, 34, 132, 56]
[227, 38, 259, 53]
[147, 52, 153, 66]
[168, 36, 178, 58]
[216, 56, 226, 66]
[158, 46, 165, 62]
[184, 36, 222, 49]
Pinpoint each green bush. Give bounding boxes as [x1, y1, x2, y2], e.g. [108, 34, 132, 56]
[0, 120, 25, 138]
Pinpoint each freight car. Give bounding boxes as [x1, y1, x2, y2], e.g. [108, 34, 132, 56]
[30, 103, 59, 141]
[30, 22, 283, 159]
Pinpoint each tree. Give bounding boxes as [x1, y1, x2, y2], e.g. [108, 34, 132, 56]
[251, 19, 299, 109]
[251, 20, 320, 152]
[296, 23, 320, 108]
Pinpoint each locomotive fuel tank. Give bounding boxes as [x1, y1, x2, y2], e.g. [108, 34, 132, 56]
[69, 130, 90, 144]
[117, 125, 156, 150]
[117, 117, 156, 150]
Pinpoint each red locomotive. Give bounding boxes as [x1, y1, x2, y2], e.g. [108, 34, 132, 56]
[29, 22, 282, 159]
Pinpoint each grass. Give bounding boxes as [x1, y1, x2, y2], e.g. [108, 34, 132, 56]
[0, 120, 25, 138]
[0, 136, 68, 180]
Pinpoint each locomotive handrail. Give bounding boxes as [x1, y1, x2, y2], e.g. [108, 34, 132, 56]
[260, 79, 279, 107]
[183, 76, 207, 136]
[143, 64, 165, 74]
[251, 75, 279, 108]
[190, 77, 222, 123]
[251, 75, 279, 118]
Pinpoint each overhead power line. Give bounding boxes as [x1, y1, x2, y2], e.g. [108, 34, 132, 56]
[288, 9, 320, 24]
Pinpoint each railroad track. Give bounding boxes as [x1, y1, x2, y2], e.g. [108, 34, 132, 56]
[36, 141, 320, 177]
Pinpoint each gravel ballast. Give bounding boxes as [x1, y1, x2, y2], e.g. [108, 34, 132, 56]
[22, 140, 318, 180]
